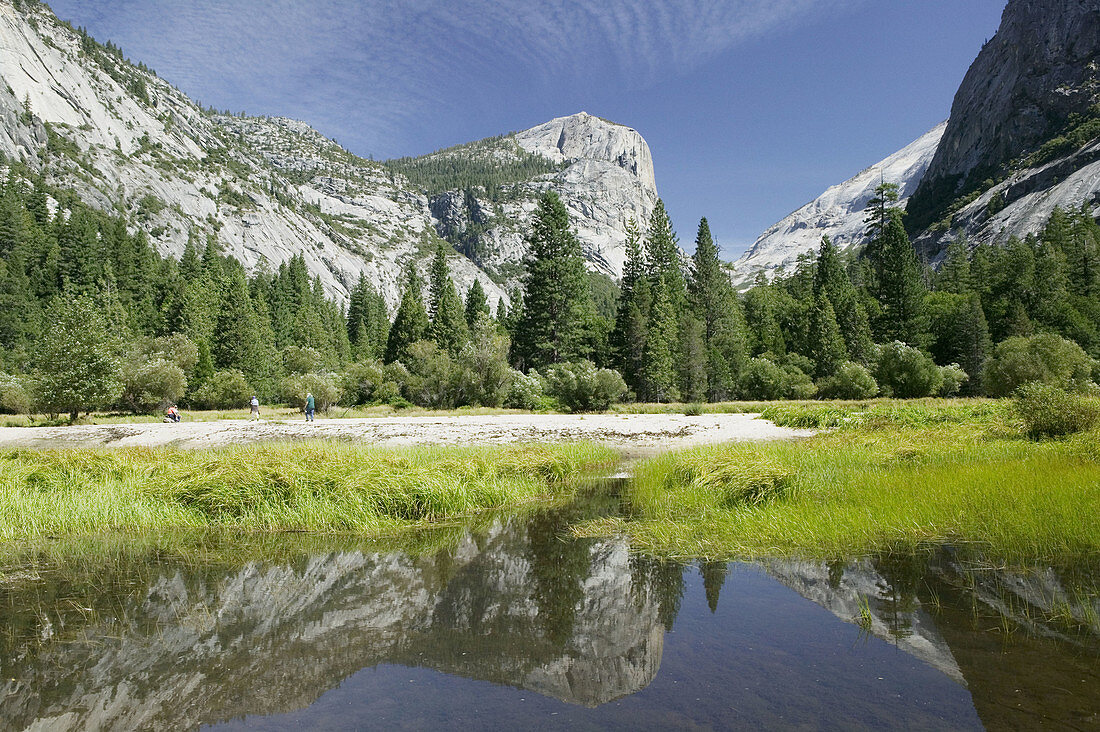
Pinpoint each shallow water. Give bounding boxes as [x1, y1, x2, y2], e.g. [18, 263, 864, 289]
[1, 501, 1097, 730]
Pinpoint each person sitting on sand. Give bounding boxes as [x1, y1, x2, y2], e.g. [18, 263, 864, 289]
[164, 405, 181, 423]
[305, 391, 315, 422]
[249, 395, 260, 420]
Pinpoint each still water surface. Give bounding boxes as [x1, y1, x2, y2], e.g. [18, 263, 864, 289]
[1, 500, 1097, 730]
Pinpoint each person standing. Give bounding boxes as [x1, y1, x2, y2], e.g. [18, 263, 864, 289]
[305, 391, 315, 422]
[249, 395, 260, 420]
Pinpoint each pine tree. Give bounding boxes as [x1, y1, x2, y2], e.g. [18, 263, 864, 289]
[743, 274, 786, 357]
[688, 217, 747, 397]
[424, 241, 469, 355]
[935, 236, 972, 294]
[429, 278, 469, 356]
[385, 262, 429, 364]
[211, 261, 264, 381]
[813, 236, 874, 364]
[677, 312, 707, 402]
[464, 279, 490, 328]
[610, 219, 651, 394]
[808, 293, 847, 378]
[641, 276, 679, 402]
[512, 192, 590, 370]
[875, 217, 927, 346]
[646, 200, 685, 307]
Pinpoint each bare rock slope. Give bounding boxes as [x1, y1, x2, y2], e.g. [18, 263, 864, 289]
[0, 2, 656, 306]
[733, 122, 945, 285]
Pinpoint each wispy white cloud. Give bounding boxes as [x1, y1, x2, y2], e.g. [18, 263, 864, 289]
[47, 0, 855, 154]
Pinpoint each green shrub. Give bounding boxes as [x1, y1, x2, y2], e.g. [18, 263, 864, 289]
[453, 324, 513, 407]
[120, 358, 187, 413]
[1015, 383, 1100, 438]
[190, 369, 252, 409]
[683, 403, 703, 416]
[875, 342, 942, 398]
[0, 376, 33, 414]
[282, 345, 325, 375]
[738, 358, 785, 401]
[543, 360, 627, 412]
[780, 365, 816, 400]
[937, 363, 969, 397]
[278, 372, 341, 412]
[505, 370, 544, 410]
[341, 360, 385, 405]
[402, 341, 460, 409]
[816, 362, 878, 400]
[984, 333, 1096, 397]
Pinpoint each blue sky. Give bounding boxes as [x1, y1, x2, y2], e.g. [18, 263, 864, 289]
[48, 0, 1006, 259]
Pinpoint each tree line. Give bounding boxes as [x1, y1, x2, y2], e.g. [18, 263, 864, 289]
[1, 159, 1098, 421]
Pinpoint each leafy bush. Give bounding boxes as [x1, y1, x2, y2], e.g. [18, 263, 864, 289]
[190, 369, 252, 410]
[120, 358, 187, 413]
[282, 345, 324, 375]
[341, 360, 385, 405]
[279, 372, 341, 412]
[984, 333, 1096, 397]
[683, 403, 704, 416]
[738, 358, 785, 401]
[875, 342, 942, 398]
[402, 341, 460, 409]
[506, 370, 544, 410]
[816, 362, 879, 400]
[453, 323, 514, 407]
[0, 375, 33, 414]
[1015, 382, 1100, 438]
[937, 364, 969, 397]
[780, 365, 816, 400]
[543, 360, 627, 412]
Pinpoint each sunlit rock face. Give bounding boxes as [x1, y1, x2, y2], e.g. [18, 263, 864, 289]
[0, 523, 666, 729]
[0, 4, 658, 307]
[424, 112, 659, 281]
[733, 123, 945, 286]
[906, 0, 1100, 257]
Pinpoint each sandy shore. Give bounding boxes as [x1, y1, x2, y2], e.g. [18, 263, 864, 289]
[0, 413, 814, 454]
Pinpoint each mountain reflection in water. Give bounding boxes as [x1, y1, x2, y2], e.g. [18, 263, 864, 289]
[1, 511, 1097, 730]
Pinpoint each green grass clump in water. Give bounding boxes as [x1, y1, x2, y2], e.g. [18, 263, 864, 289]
[584, 402, 1100, 562]
[0, 442, 616, 539]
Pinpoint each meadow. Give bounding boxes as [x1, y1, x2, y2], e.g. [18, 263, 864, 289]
[576, 399, 1100, 561]
[0, 442, 616, 542]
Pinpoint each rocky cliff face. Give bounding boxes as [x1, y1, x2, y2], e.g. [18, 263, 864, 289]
[416, 112, 658, 281]
[0, 526, 665, 729]
[0, 2, 656, 306]
[907, 0, 1100, 246]
[745, 0, 1100, 268]
[733, 123, 945, 285]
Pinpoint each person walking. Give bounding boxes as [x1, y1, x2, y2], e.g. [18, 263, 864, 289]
[249, 395, 260, 420]
[305, 391, 315, 422]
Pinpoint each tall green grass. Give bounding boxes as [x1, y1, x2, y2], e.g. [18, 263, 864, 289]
[0, 442, 616, 539]
[584, 408, 1100, 561]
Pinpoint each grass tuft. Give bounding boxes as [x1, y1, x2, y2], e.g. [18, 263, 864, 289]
[0, 441, 617, 540]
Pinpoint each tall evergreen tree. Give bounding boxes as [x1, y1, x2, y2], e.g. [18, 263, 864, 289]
[807, 293, 847, 378]
[935, 236, 972, 294]
[813, 236, 874, 364]
[512, 192, 590, 370]
[645, 199, 685, 306]
[464, 279, 490, 328]
[426, 242, 468, 355]
[875, 217, 927, 346]
[384, 262, 428, 364]
[610, 219, 651, 394]
[641, 276, 679, 402]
